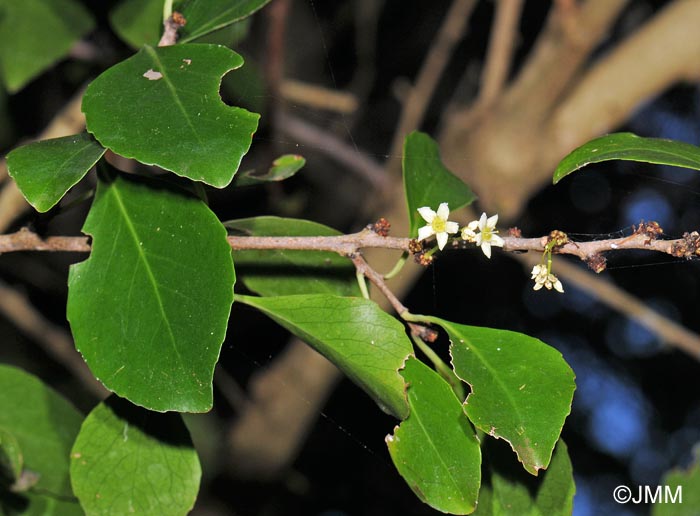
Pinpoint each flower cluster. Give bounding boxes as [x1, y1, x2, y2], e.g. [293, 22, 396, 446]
[416, 203, 564, 293]
[530, 264, 564, 293]
[416, 204, 503, 258]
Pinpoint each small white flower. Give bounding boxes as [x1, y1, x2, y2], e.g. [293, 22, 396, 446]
[469, 212, 504, 259]
[531, 264, 564, 293]
[461, 220, 479, 242]
[417, 202, 459, 250]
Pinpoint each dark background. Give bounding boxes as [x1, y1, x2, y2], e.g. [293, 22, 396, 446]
[2, 1, 699, 515]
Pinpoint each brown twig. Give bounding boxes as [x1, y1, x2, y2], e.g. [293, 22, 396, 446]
[477, 0, 525, 107]
[2, 225, 698, 263]
[279, 79, 359, 114]
[350, 254, 409, 315]
[277, 112, 389, 192]
[158, 11, 186, 47]
[386, 0, 477, 176]
[0, 279, 108, 398]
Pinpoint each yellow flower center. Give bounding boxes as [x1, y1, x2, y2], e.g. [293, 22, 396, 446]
[432, 217, 446, 233]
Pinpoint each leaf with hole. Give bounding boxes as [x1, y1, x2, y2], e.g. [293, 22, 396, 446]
[6, 133, 106, 212]
[474, 440, 575, 515]
[175, 0, 272, 43]
[424, 317, 575, 475]
[386, 357, 481, 515]
[226, 216, 359, 297]
[553, 132, 700, 184]
[109, 0, 163, 48]
[70, 396, 201, 516]
[0, 0, 94, 92]
[82, 43, 259, 188]
[236, 294, 411, 418]
[67, 169, 235, 412]
[0, 365, 83, 514]
[403, 131, 476, 238]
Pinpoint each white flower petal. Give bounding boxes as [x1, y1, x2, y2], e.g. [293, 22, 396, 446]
[445, 221, 460, 234]
[533, 282, 544, 291]
[436, 231, 448, 250]
[417, 207, 436, 223]
[475, 233, 483, 246]
[481, 241, 492, 258]
[491, 234, 505, 247]
[486, 214, 499, 229]
[436, 203, 450, 220]
[461, 228, 475, 241]
[478, 212, 488, 230]
[466, 220, 479, 231]
[554, 279, 564, 293]
[418, 225, 435, 241]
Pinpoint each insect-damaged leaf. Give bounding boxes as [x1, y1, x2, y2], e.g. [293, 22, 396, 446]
[67, 169, 235, 412]
[83, 44, 259, 188]
[425, 317, 575, 476]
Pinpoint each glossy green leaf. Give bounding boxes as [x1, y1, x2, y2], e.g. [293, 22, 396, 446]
[474, 440, 574, 516]
[0, 428, 22, 486]
[226, 217, 359, 297]
[67, 170, 235, 412]
[425, 317, 575, 475]
[110, 0, 163, 48]
[236, 294, 411, 418]
[403, 131, 476, 238]
[6, 133, 106, 212]
[553, 132, 700, 184]
[82, 44, 259, 188]
[652, 451, 700, 516]
[175, 0, 272, 43]
[233, 154, 306, 187]
[0, 0, 94, 92]
[386, 357, 481, 514]
[0, 365, 83, 514]
[71, 396, 201, 516]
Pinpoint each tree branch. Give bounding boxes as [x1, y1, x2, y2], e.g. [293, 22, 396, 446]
[477, 0, 525, 108]
[386, 0, 477, 176]
[0, 279, 108, 398]
[3, 224, 698, 264]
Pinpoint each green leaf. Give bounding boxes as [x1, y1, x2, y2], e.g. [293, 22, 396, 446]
[67, 170, 235, 412]
[0, 365, 82, 512]
[225, 217, 359, 297]
[6, 133, 106, 212]
[425, 317, 575, 475]
[110, 0, 163, 48]
[82, 44, 260, 188]
[0, 0, 94, 92]
[70, 396, 201, 516]
[0, 428, 22, 486]
[386, 357, 481, 515]
[652, 450, 700, 516]
[403, 131, 476, 238]
[233, 154, 306, 187]
[175, 0, 272, 43]
[553, 132, 700, 184]
[474, 440, 575, 516]
[236, 294, 411, 418]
